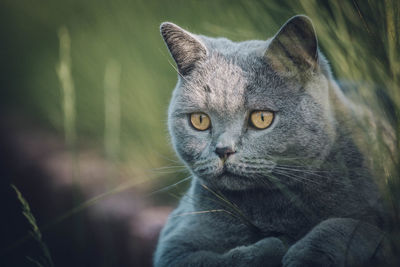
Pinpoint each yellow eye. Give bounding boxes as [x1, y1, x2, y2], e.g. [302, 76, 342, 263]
[190, 112, 211, 131]
[250, 111, 274, 129]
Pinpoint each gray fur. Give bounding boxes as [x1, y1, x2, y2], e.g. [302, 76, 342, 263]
[154, 15, 390, 266]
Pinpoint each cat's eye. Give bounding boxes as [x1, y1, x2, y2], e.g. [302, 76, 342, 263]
[190, 112, 211, 131]
[250, 111, 274, 129]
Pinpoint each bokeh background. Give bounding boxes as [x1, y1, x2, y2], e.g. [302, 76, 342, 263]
[0, 0, 399, 266]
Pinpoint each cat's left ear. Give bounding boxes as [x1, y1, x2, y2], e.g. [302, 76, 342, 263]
[160, 22, 208, 76]
[265, 15, 319, 77]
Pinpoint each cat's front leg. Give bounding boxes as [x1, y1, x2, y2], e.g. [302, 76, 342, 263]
[224, 236, 287, 267]
[282, 218, 389, 267]
[155, 236, 287, 267]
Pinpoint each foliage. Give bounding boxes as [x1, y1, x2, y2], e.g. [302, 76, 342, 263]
[11, 185, 54, 267]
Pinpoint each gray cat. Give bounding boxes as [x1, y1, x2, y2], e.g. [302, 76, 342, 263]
[154, 15, 392, 266]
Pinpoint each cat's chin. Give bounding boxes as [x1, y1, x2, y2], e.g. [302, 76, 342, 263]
[198, 170, 263, 191]
[192, 161, 277, 191]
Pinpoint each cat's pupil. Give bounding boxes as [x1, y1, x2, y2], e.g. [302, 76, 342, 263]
[261, 113, 264, 121]
[199, 115, 203, 123]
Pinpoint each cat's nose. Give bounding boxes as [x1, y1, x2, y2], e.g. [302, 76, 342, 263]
[215, 146, 236, 159]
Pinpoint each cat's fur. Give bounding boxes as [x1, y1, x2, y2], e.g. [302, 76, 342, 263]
[154, 15, 391, 266]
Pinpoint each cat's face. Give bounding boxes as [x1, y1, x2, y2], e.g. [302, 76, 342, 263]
[162, 16, 336, 190]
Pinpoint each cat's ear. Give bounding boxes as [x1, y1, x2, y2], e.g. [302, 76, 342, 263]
[160, 22, 208, 76]
[265, 15, 318, 77]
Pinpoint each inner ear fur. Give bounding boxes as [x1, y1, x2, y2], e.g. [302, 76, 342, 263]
[265, 15, 319, 77]
[160, 22, 208, 76]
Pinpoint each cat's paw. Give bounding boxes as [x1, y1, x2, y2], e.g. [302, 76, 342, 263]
[282, 241, 336, 267]
[240, 237, 287, 266]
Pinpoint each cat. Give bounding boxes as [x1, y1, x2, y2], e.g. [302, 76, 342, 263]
[154, 15, 393, 267]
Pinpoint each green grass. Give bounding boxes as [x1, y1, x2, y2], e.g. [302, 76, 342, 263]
[11, 185, 54, 267]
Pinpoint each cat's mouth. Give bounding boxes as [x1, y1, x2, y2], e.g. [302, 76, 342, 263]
[217, 165, 252, 181]
[218, 170, 250, 180]
[211, 165, 261, 190]
[192, 157, 276, 187]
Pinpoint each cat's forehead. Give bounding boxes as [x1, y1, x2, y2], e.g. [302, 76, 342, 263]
[179, 51, 282, 115]
[181, 54, 247, 115]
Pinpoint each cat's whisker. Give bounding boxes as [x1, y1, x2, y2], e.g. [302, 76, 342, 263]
[273, 169, 321, 186]
[258, 168, 323, 193]
[270, 155, 307, 161]
[158, 48, 190, 83]
[150, 169, 189, 175]
[274, 166, 328, 178]
[177, 186, 246, 223]
[276, 163, 337, 173]
[150, 165, 186, 170]
[146, 175, 192, 197]
[267, 174, 321, 220]
[274, 169, 318, 184]
[259, 172, 282, 188]
[261, 155, 312, 163]
[171, 209, 234, 218]
[147, 164, 188, 175]
[200, 184, 262, 233]
[262, 173, 292, 190]
[149, 150, 182, 164]
[240, 157, 326, 173]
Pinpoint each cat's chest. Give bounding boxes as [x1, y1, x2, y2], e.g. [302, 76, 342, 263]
[239, 193, 315, 238]
[197, 189, 317, 242]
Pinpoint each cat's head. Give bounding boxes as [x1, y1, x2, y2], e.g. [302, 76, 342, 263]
[161, 16, 337, 190]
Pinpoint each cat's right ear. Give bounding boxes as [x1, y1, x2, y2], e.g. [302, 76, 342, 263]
[264, 15, 319, 78]
[160, 22, 208, 76]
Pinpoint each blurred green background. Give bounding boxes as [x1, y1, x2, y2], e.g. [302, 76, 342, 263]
[1, 0, 398, 171]
[0, 0, 398, 266]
